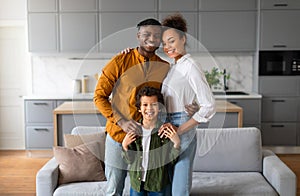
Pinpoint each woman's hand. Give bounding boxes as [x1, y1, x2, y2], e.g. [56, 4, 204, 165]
[158, 123, 178, 138]
[163, 126, 181, 149]
[122, 131, 137, 151]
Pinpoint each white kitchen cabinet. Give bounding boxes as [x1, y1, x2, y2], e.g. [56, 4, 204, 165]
[28, 13, 58, 52]
[27, 0, 58, 12]
[59, 0, 98, 12]
[99, 12, 157, 53]
[260, 10, 300, 50]
[59, 13, 98, 52]
[261, 0, 300, 10]
[199, 11, 257, 51]
[99, 0, 156, 12]
[25, 100, 56, 149]
[199, 0, 257, 11]
[158, 0, 197, 11]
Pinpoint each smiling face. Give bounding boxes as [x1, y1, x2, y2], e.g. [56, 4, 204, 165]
[162, 28, 186, 60]
[137, 25, 161, 57]
[139, 95, 159, 122]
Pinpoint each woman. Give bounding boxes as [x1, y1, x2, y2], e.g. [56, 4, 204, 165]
[159, 13, 216, 196]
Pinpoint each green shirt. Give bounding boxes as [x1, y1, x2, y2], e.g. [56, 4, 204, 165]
[122, 122, 180, 192]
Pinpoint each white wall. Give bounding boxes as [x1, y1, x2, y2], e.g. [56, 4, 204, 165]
[0, 0, 26, 20]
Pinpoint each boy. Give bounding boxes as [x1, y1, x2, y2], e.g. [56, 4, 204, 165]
[122, 86, 181, 196]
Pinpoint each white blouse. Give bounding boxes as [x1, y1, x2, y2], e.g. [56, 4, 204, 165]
[161, 54, 216, 123]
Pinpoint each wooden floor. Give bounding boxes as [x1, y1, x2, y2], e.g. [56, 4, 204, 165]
[0, 150, 299, 195]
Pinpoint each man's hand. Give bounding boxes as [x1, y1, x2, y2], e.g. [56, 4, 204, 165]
[117, 119, 142, 136]
[122, 132, 137, 151]
[118, 47, 133, 55]
[185, 101, 199, 117]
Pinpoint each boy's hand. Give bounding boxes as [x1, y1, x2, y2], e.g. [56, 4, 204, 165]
[122, 131, 137, 151]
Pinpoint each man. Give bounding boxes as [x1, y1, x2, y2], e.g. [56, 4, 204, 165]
[94, 18, 169, 196]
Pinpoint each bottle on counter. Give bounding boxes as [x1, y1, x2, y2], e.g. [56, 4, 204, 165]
[81, 75, 89, 94]
[72, 79, 81, 94]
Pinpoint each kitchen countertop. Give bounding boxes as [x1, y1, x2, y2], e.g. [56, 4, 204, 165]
[53, 100, 243, 146]
[53, 100, 243, 115]
[24, 91, 262, 100]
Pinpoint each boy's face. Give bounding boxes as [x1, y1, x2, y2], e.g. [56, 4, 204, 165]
[139, 95, 159, 121]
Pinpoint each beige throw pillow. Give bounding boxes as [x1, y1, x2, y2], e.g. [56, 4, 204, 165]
[64, 132, 106, 161]
[53, 141, 106, 185]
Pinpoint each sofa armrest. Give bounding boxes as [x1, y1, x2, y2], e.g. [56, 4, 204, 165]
[262, 149, 297, 196]
[36, 157, 59, 196]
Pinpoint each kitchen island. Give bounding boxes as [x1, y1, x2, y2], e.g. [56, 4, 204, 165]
[53, 100, 242, 146]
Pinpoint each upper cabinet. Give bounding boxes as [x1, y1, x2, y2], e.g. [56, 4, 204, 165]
[60, 13, 98, 52]
[199, 0, 257, 11]
[59, 0, 98, 12]
[28, 0, 299, 53]
[27, 0, 58, 12]
[99, 12, 156, 53]
[260, 0, 300, 50]
[261, 0, 300, 9]
[99, 0, 156, 12]
[199, 11, 257, 52]
[28, 13, 58, 52]
[158, 0, 197, 11]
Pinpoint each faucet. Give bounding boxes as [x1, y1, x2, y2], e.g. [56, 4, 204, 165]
[223, 69, 229, 91]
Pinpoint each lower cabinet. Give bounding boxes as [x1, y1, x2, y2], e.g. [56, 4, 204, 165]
[26, 126, 54, 149]
[56, 114, 106, 146]
[24, 99, 77, 149]
[198, 112, 239, 128]
[227, 98, 261, 128]
[261, 123, 297, 146]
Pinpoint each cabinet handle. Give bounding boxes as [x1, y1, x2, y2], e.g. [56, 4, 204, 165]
[271, 100, 285, 102]
[273, 45, 287, 48]
[33, 102, 48, 105]
[34, 128, 49, 131]
[271, 125, 285, 128]
[273, 3, 288, 7]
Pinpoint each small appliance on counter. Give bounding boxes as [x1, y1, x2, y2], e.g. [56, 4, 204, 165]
[259, 50, 300, 75]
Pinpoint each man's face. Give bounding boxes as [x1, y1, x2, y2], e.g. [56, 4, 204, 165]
[137, 25, 161, 53]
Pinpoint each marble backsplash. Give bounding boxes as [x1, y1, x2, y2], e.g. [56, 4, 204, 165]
[30, 53, 254, 96]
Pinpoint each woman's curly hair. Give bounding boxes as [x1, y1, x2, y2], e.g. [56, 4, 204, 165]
[161, 13, 187, 37]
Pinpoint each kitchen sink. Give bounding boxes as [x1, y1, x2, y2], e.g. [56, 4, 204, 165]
[213, 91, 249, 95]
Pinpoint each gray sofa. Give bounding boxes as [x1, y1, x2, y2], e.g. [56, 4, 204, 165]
[36, 127, 296, 196]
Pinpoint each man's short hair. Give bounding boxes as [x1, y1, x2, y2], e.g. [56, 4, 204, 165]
[137, 18, 161, 30]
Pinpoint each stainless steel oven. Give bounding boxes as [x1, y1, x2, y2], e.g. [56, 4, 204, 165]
[259, 51, 300, 75]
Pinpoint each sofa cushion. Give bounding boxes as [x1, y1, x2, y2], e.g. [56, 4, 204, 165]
[53, 141, 106, 185]
[53, 175, 131, 196]
[64, 132, 106, 161]
[191, 172, 278, 195]
[193, 127, 262, 172]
